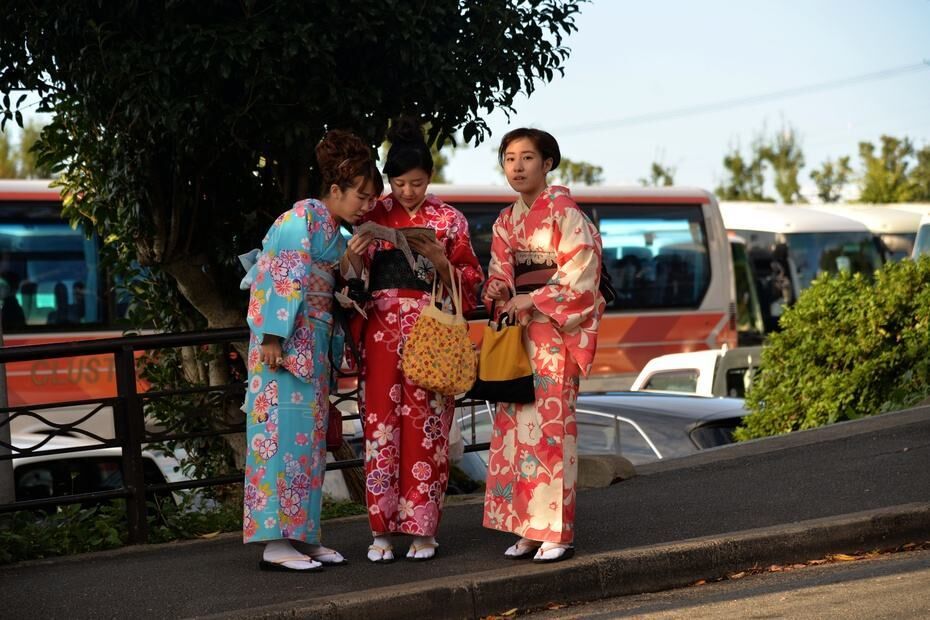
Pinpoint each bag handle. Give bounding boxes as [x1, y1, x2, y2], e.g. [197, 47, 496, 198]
[432, 269, 465, 320]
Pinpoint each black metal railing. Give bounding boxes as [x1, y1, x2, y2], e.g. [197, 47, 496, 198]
[0, 328, 491, 544]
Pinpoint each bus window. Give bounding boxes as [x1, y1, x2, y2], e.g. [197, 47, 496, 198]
[596, 205, 710, 310]
[0, 222, 104, 333]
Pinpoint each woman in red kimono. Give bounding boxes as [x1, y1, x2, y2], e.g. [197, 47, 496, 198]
[482, 128, 605, 563]
[348, 118, 483, 562]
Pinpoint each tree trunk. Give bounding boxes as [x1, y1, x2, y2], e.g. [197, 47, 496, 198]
[161, 257, 243, 329]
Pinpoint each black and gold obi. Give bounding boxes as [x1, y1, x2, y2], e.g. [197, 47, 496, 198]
[369, 249, 432, 292]
[514, 250, 557, 294]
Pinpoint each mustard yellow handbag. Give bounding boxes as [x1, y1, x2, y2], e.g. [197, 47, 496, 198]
[465, 309, 536, 404]
[402, 272, 476, 396]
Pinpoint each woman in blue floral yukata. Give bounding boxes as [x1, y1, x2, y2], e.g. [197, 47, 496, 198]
[241, 130, 382, 572]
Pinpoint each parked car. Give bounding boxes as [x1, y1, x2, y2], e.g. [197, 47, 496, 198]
[455, 392, 749, 468]
[10, 431, 188, 507]
[630, 346, 762, 398]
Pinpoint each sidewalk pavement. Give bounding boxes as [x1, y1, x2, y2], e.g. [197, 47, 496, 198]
[2, 405, 928, 620]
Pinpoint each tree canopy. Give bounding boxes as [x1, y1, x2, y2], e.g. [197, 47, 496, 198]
[551, 157, 604, 186]
[858, 135, 930, 203]
[0, 1, 586, 329]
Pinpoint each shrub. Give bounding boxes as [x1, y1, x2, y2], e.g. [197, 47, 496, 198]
[737, 255, 930, 440]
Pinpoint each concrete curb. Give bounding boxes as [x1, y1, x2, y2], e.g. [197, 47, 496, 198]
[198, 502, 930, 620]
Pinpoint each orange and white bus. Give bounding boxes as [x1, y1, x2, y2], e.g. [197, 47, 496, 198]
[0, 180, 138, 436]
[431, 185, 737, 390]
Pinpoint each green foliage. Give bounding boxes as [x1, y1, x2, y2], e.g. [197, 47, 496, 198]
[0, 130, 16, 177]
[738, 256, 930, 440]
[909, 144, 930, 202]
[760, 125, 805, 203]
[639, 162, 675, 187]
[810, 156, 853, 203]
[715, 139, 771, 202]
[858, 135, 921, 203]
[0, 502, 126, 564]
[0, 119, 52, 178]
[717, 125, 805, 203]
[552, 157, 604, 185]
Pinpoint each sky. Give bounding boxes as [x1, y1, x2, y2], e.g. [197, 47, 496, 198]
[443, 0, 930, 197]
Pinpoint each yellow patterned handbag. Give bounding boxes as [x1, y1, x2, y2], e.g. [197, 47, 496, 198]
[402, 271, 477, 396]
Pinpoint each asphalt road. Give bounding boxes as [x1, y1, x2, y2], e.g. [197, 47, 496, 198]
[1, 407, 928, 619]
[526, 547, 930, 619]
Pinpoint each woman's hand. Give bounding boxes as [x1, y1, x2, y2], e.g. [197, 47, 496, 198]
[260, 336, 284, 371]
[408, 237, 447, 269]
[408, 237, 451, 284]
[500, 293, 535, 325]
[346, 231, 374, 257]
[483, 279, 512, 308]
[342, 231, 373, 277]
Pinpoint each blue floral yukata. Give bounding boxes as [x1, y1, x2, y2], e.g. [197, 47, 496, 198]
[241, 199, 345, 544]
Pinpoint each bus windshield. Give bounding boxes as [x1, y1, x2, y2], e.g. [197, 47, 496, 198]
[0, 221, 104, 333]
[784, 231, 883, 290]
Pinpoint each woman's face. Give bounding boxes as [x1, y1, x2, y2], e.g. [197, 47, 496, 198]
[388, 168, 431, 211]
[502, 137, 552, 197]
[330, 177, 377, 224]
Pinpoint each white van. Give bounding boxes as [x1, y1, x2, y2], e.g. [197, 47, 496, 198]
[806, 204, 923, 261]
[630, 346, 762, 398]
[719, 202, 883, 333]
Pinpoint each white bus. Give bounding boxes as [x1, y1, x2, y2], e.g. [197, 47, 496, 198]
[806, 204, 923, 261]
[719, 202, 883, 333]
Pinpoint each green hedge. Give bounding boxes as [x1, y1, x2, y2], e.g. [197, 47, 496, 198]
[737, 256, 930, 440]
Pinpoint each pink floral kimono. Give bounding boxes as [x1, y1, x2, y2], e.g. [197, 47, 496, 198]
[482, 186, 605, 544]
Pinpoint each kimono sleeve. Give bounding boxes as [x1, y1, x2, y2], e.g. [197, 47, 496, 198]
[529, 202, 603, 332]
[445, 208, 484, 315]
[245, 210, 310, 342]
[483, 208, 516, 303]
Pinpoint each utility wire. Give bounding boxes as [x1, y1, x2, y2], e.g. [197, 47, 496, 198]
[557, 61, 930, 134]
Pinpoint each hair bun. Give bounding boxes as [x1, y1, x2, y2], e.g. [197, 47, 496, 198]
[386, 116, 425, 146]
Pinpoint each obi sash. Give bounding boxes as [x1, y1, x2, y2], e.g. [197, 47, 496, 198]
[514, 250, 557, 293]
[369, 249, 430, 292]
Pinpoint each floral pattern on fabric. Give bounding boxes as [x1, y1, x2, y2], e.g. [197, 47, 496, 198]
[354, 193, 483, 536]
[482, 186, 605, 544]
[242, 199, 346, 544]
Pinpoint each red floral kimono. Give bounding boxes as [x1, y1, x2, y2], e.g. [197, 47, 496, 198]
[482, 186, 605, 544]
[355, 194, 483, 536]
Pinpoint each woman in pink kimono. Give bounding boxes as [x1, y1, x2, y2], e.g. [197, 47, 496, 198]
[482, 128, 605, 563]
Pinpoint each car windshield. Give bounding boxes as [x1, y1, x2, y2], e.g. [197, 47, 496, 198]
[784, 231, 883, 290]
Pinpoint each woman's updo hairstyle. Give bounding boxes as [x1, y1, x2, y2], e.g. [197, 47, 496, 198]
[383, 116, 434, 178]
[315, 129, 384, 197]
